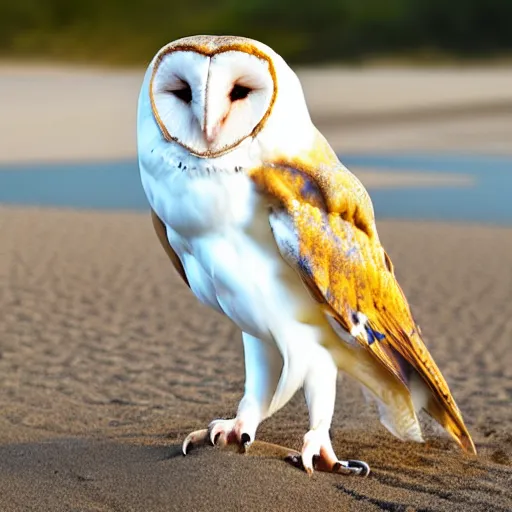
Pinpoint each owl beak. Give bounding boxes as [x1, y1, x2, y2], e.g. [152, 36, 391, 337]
[200, 68, 231, 148]
[203, 123, 221, 145]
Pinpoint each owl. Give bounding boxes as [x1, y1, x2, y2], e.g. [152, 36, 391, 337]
[137, 35, 476, 477]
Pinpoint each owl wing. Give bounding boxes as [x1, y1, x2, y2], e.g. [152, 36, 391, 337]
[250, 161, 475, 454]
[151, 209, 190, 288]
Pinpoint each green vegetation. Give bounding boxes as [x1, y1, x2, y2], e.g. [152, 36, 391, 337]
[1, 0, 511, 65]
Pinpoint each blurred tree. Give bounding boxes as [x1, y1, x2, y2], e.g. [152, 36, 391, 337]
[0, 0, 510, 64]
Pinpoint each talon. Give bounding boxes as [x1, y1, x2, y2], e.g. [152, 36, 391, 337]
[237, 432, 252, 454]
[334, 459, 371, 477]
[182, 418, 255, 456]
[182, 428, 208, 455]
[284, 453, 303, 469]
[210, 423, 227, 446]
[347, 459, 371, 477]
[332, 461, 352, 475]
[298, 429, 370, 477]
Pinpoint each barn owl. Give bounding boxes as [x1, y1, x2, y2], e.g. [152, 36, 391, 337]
[137, 35, 476, 477]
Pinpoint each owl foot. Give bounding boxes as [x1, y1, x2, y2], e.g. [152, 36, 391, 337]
[285, 429, 370, 477]
[182, 418, 253, 455]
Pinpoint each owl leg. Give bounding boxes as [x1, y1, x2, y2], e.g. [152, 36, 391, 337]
[286, 344, 370, 477]
[182, 332, 283, 455]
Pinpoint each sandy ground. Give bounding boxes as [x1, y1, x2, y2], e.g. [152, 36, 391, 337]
[0, 64, 511, 511]
[1, 207, 511, 511]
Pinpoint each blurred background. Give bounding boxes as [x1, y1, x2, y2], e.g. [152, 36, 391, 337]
[1, 0, 511, 65]
[0, 0, 511, 220]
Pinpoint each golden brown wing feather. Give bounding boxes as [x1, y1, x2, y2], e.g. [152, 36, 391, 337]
[250, 141, 476, 454]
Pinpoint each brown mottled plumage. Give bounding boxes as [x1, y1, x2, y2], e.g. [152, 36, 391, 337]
[250, 133, 476, 455]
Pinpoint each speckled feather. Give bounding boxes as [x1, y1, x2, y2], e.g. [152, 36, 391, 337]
[250, 133, 476, 454]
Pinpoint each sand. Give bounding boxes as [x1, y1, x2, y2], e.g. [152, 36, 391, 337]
[1, 206, 511, 511]
[1, 65, 512, 164]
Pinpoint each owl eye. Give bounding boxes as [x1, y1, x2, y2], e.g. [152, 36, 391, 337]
[230, 84, 251, 102]
[169, 82, 192, 104]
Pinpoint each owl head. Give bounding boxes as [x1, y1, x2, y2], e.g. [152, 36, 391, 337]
[137, 35, 313, 162]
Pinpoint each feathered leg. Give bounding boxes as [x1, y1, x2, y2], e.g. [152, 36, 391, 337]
[183, 332, 283, 454]
[287, 343, 370, 476]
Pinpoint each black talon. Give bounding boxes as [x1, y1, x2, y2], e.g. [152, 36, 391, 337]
[241, 433, 251, 445]
[284, 455, 304, 470]
[347, 460, 370, 477]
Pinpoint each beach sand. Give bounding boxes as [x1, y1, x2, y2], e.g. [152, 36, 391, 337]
[1, 206, 511, 511]
[1, 65, 511, 164]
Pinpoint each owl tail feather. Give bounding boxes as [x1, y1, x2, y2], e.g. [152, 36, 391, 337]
[389, 352, 477, 455]
[424, 395, 477, 454]
[398, 361, 477, 455]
